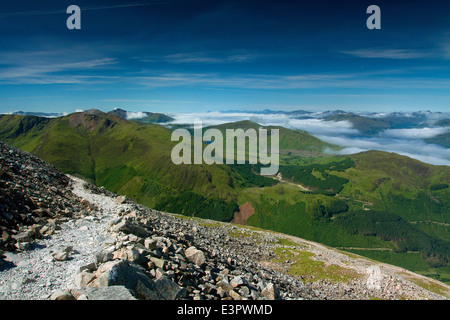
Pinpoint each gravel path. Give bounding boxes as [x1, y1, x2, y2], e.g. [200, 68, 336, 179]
[0, 176, 127, 300]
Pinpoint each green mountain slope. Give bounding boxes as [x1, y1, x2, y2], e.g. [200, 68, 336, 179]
[0, 111, 244, 221]
[239, 151, 450, 279]
[426, 132, 450, 148]
[324, 113, 391, 135]
[206, 120, 340, 159]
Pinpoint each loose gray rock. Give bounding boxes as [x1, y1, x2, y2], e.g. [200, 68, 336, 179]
[50, 289, 75, 300]
[71, 286, 136, 300]
[185, 246, 206, 266]
[52, 251, 69, 262]
[261, 283, 281, 300]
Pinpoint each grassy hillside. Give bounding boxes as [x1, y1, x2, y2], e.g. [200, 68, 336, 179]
[342, 151, 450, 223]
[237, 151, 450, 281]
[208, 120, 339, 157]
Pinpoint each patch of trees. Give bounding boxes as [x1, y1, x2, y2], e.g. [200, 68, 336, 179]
[279, 158, 354, 195]
[307, 199, 349, 221]
[229, 164, 278, 188]
[430, 183, 449, 191]
[388, 192, 448, 222]
[334, 210, 450, 267]
[155, 190, 238, 222]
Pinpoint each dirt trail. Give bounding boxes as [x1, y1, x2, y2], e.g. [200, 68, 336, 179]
[271, 173, 310, 191]
[0, 176, 130, 300]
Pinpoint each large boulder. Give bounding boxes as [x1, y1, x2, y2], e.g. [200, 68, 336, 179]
[91, 260, 185, 300]
[184, 246, 206, 266]
[71, 286, 136, 300]
[110, 219, 148, 238]
[50, 289, 75, 300]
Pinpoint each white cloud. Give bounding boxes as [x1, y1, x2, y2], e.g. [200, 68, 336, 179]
[287, 118, 359, 136]
[130, 71, 450, 92]
[341, 49, 434, 60]
[126, 111, 148, 120]
[163, 52, 258, 64]
[0, 2, 180, 18]
[0, 48, 118, 85]
[381, 127, 450, 139]
[170, 112, 360, 136]
[320, 135, 450, 166]
[168, 111, 450, 166]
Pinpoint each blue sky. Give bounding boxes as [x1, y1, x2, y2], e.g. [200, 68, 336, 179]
[0, 0, 449, 114]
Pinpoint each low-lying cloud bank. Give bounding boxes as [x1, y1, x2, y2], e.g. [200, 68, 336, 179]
[322, 136, 450, 166]
[168, 111, 450, 166]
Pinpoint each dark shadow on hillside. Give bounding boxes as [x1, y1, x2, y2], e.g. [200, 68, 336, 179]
[0, 258, 16, 272]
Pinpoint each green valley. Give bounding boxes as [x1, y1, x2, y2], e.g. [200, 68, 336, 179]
[1, 110, 449, 284]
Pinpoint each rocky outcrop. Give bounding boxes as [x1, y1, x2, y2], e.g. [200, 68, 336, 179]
[58, 207, 291, 301]
[0, 142, 87, 252]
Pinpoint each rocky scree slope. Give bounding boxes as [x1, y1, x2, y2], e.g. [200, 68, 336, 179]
[0, 142, 449, 300]
[0, 142, 83, 252]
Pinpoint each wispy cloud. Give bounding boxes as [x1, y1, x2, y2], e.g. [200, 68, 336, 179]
[0, 0, 195, 18]
[3, 58, 450, 91]
[163, 52, 259, 64]
[0, 52, 118, 84]
[341, 48, 434, 59]
[132, 71, 450, 91]
[133, 72, 351, 89]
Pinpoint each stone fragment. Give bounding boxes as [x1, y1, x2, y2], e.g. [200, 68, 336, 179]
[73, 271, 96, 288]
[94, 250, 114, 266]
[144, 238, 156, 250]
[12, 231, 32, 243]
[185, 246, 206, 266]
[111, 219, 148, 237]
[79, 262, 97, 273]
[136, 275, 187, 300]
[230, 275, 247, 288]
[52, 250, 69, 261]
[50, 289, 75, 300]
[261, 283, 281, 300]
[115, 196, 127, 204]
[91, 260, 185, 300]
[216, 279, 234, 292]
[71, 286, 136, 300]
[149, 257, 166, 270]
[80, 198, 92, 209]
[30, 224, 42, 239]
[229, 290, 243, 300]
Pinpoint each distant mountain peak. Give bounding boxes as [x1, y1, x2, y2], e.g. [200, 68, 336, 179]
[85, 108, 104, 115]
[107, 108, 174, 123]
